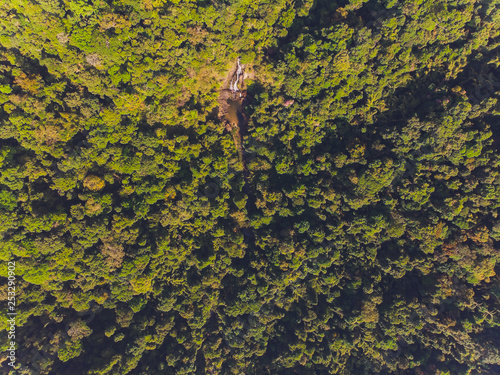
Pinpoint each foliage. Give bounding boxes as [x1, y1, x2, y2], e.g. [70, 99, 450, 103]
[1, 0, 500, 374]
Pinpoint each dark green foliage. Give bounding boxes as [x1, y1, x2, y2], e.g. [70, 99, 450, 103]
[1, 0, 500, 374]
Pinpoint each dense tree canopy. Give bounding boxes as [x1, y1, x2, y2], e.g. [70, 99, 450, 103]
[1, 0, 500, 374]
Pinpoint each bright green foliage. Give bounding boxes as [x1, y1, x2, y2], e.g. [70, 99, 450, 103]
[1, 0, 500, 374]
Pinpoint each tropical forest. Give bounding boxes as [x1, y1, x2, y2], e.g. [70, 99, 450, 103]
[1, 0, 500, 374]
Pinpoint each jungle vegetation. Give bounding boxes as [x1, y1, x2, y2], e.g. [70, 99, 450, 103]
[1, 0, 500, 374]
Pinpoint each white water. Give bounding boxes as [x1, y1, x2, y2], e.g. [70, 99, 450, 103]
[230, 58, 243, 93]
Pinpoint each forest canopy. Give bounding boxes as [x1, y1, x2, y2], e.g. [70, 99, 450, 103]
[1, 0, 500, 374]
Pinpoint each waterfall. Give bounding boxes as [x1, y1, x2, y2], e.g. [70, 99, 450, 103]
[230, 57, 243, 93]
